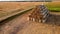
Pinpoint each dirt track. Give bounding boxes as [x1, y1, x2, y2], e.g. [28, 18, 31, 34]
[0, 11, 60, 34]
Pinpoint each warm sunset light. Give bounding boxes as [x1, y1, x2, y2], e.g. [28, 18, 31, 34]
[0, 1, 60, 34]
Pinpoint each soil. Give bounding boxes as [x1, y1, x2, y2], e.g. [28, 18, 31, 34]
[0, 11, 60, 34]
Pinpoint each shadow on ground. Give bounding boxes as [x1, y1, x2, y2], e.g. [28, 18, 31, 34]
[46, 14, 60, 26]
[0, 9, 32, 26]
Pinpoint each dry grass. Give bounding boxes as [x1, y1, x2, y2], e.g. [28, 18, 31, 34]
[0, 2, 43, 18]
[0, 2, 60, 18]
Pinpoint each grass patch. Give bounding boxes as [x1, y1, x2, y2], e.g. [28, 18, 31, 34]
[46, 5, 60, 12]
[46, 2, 60, 12]
[48, 8, 60, 12]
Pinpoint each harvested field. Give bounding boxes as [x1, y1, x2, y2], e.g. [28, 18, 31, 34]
[0, 11, 60, 34]
[0, 2, 60, 18]
[0, 2, 43, 18]
[0, 2, 60, 34]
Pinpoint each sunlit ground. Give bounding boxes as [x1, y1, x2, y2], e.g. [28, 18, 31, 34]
[0, 2, 60, 18]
